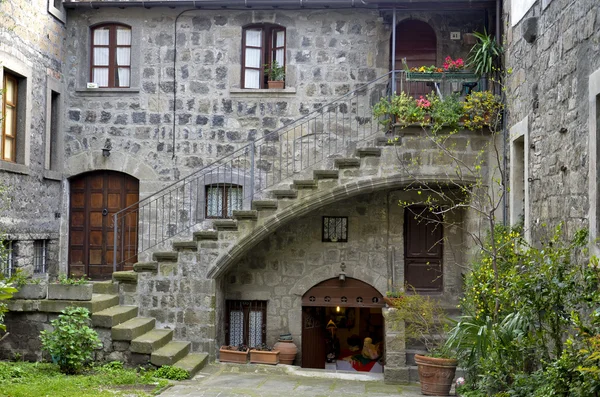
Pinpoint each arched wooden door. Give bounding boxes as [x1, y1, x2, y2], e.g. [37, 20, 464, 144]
[69, 171, 139, 280]
[393, 19, 437, 97]
[301, 277, 384, 369]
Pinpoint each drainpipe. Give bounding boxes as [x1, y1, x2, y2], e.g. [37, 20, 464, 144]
[496, 0, 508, 226]
[391, 7, 396, 96]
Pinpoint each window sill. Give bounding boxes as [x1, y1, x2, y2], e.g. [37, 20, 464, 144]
[43, 170, 62, 181]
[229, 87, 297, 97]
[0, 161, 30, 175]
[75, 87, 140, 96]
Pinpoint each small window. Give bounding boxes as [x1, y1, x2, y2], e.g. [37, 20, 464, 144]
[322, 216, 348, 242]
[242, 24, 286, 89]
[33, 240, 48, 274]
[206, 184, 243, 218]
[46, 89, 60, 171]
[1, 241, 14, 278]
[2, 73, 18, 162]
[225, 300, 267, 348]
[91, 24, 132, 88]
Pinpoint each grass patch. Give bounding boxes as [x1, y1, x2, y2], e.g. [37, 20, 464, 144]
[0, 361, 170, 397]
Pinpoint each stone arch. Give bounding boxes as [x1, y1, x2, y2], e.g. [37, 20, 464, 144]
[392, 17, 443, 71]
[301, 277, 384, 308]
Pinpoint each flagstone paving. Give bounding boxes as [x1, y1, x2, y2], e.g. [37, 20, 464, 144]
[158, 363, 425, 397]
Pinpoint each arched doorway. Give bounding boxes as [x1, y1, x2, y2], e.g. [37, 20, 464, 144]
[69, 171, 139, 280]
[301, 277, 384, 371]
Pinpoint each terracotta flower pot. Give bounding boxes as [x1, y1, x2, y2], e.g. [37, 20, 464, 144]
[219, 346, 249, 364]
[273, 339, 297, 365]
[267, 80, 284, 89]
[414, 354, 458, 396]
[249, 349, 280, 365]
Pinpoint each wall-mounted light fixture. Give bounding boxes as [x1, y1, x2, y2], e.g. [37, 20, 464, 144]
[102, 139, 112, 158]
[338, 262, 346, 282]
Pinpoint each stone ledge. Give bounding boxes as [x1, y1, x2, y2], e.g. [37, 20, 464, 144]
[0, 161, 30, 175]
[229, 87, 297, 97]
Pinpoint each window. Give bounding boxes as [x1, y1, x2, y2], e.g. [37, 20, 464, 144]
[242, 24, 286, 89]
[1, 241, 14, 278]
[2, 73, 18, 162]
[45, 87, 61, 172]
[206, 184, 243, 218]
[33, 240, 48, 274]
[322, 216, 348, 242]
[91, 24, 132, 88]
[225, 300, 267, 348]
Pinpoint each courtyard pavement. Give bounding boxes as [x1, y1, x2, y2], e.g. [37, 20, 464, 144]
[158, 363, 425, 397]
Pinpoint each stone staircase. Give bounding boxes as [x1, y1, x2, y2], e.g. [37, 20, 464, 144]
[90, 281, 208, 377]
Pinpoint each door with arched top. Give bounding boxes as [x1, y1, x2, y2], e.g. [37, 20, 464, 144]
[69, 171, 139, 280]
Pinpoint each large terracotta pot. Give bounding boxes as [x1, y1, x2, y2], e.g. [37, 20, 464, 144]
[414, 354, 458, 396]
[273, 339, 298, 365]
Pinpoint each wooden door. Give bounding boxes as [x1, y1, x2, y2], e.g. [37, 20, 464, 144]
[301, 307, 326, 369]
[404, 207, 443, 292]
[69, 171, 139, 280]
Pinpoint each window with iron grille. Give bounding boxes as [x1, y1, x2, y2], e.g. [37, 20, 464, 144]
[322, 216, 348, 242]
[206, 184, 243, 219]
[33, 240, 48, 274]
[225, 300, 267, 348]
[1, 241, 13, 278]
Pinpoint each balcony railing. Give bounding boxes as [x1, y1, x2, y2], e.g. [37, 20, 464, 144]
[393, 70, 487, 99]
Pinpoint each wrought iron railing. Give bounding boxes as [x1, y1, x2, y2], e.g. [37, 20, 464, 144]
[393, 70, 487, 99]
[112, 71, 393, 270]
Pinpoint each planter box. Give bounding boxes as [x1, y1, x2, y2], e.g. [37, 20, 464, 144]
[267, 80, 284, 89]
[47, 284, 93, 301]
[12, 284, 47, 300]
[219, 347, 249, 364]
[249, 349, 280, 365]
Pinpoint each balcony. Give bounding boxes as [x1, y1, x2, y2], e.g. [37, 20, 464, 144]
[392, 70, 489, 99]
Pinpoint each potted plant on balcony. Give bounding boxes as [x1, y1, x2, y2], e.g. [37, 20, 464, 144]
[387, 288, 457, 396]
[265, 60, 285, 89]
[373, 92, 429, 132]
[47, 274, 93, 301]
[250, 343, 280, 365]
[462, 91, 503, 131]
[219, 344, 249, 364]
[468, 30, 503, 77]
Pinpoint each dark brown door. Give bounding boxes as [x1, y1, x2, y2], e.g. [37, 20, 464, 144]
[69, 171, 139, 280]
[301, 307, 326, 369]
[404, 207, 443, 292]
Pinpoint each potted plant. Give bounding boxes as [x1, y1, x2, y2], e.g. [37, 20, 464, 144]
[219, 344, 249, 364]
[249, 343, 280, 365]
[387, 288, 457, 396]
[11, 271, 47, 300]
[373, 92, 428, 131]
[467, 30, 503, 77]
[47, 274, 93, 301]
[273, 333, 298, 365]
[462, 91, 503, 131]
[265, 60, 285, 89]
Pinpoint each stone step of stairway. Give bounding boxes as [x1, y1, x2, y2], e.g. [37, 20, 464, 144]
[151, 341, 191, 367]
[271, 190, 298, 199]
[112, 317, 156, 341]
[112, 271, 138, 284]
[314, 170, 339, 179]
[34, 293, 119, 314]
[356, 147, 382, 157]
[232, 210, 259, 220]
[92, 281, 118, 295]
[213, 219, 238, 231]
[293, 179, 318, 189]
[130, 328, 174, 354]
[153, 251, 179, 262]
[194, 230, 219, 240]
[251, 200, 278, 210]
[172, 241, 197, 251]
[92, 305, 138, 328]
[334, 158, 361, 168]
[173, 353, 209, 377]
[133, 262, 158, 273]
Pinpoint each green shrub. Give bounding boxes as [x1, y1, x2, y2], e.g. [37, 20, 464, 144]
[56, 274, 90, 285]
[39, 307, 102, 374]
[153, 365, 189, 380]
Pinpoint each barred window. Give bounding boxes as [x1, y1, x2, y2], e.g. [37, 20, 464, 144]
[206, 184, 243, 219]
[225, 300, 267, 348]
[322, 216, 348, 242]
[1, 241, 13, 278]
[33, 240, 48, 274]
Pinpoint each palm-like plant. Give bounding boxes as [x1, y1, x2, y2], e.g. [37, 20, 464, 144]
[467, 30, 503, 76]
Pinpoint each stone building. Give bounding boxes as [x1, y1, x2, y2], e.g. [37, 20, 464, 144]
[1, 0, 505, 383]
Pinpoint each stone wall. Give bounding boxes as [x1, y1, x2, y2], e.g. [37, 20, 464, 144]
[0, 0, 66, 277]
[505, 0, 600, 240]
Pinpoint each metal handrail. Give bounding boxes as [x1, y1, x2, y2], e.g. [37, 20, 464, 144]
[112, 71, 394, 270]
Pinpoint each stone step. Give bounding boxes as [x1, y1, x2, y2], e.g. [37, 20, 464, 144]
[172, 241, 197, 251]
[213, 219, 238, 231]
[151, 341, 191, 366]
[92, 305, 138, 328]
[293, 179, 318, 189]
[92, 281, 118, 295]
[251, 200, 278, 210]
[112, 317, 156, 341]
[373, 136, 391, 146]
[271, 190, 298, 199]
[356, 147, 382, 157]
[334, 158, 361, 168]
[232, 210, 258, 220]
[173, 353, 209, 377]
[130, 328, 174, 354]
[193, 230, 218, 240]
[37, 293, 119, 314]
[313, 170, 339, 179]
[133, 262, 158, 273]
[113, 271, 138, 284]
[153, 251, 179, 262]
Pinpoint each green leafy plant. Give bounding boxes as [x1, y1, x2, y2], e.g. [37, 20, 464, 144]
[153, 365, 189, 380]
[373, 92, 428, 128]
[39, 307, 102, 374]
[265, 60, 285, 81]
[429, 93, 464, 132]
[468, 30, 503, 76]
[56, 274, 90, 285]
[0, 280, 17, 332]
[463, 90, 503, 131]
